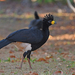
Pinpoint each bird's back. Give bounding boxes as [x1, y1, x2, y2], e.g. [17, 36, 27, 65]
[29, 19, 43, 29]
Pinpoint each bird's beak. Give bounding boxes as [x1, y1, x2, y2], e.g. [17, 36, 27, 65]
[48, 20, 56, 25]
[51, 21, 56, 25]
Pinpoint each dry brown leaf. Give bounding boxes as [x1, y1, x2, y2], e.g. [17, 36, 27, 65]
[37, 58, 46, 62]
[32, 72, 38, 75]
[45, 55, 53, 60]
[18, 49, 23, 52]
[60, 52, 69, 55]
[24, 72, 38, 75]
[37, 58, 49, 63]
[45, 56, 50, 60]
[11, 71, 14, 73]
[10, 55, 16, 58]
[11, 60, 15, 63]
[9, 50, 14, 53]
[54, 71, 63, 75]
[0, 70, 4, 73]
[23, 60, 26, 63]
[50, 55, 54, 58]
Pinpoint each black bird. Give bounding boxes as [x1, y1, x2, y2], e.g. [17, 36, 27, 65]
[14, 11, 43, 52]
[0, 14, 56, 69]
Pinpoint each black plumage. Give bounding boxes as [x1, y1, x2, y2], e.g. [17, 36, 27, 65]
[29, 11, 43, 29]
[0, 13, 56, 69]
[34, 11, 39, 19]
[6, 29, 43, 44]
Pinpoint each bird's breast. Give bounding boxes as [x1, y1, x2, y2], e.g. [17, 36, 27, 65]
[31, 30, 49, 51]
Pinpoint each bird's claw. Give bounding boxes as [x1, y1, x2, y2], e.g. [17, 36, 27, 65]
[15, 66, 22, 69]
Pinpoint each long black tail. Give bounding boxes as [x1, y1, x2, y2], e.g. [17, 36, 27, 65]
[34, 11, 39, 19]
[0, 39, 12, 49]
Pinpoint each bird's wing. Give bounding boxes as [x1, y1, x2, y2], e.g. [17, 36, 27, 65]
[6, 29, 43, 44]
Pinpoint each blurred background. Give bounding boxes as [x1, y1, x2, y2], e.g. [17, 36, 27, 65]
[0, 0, 75, 75]
[0, 0, 75, 37]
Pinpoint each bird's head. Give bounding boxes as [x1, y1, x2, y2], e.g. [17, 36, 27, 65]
[43, 14, 56, 27]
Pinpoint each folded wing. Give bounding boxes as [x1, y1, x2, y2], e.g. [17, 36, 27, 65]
[6, 29, 43, 44]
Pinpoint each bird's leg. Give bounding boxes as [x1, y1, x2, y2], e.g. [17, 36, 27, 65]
[16, 56, 24, 69]
[27, 58, 32, 69]
[16, 50, 30, 69]
[27, 51, 32, 69]
[19, 56, 24, 69]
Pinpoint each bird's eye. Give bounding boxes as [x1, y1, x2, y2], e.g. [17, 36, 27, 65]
[48, 20, 51, 23]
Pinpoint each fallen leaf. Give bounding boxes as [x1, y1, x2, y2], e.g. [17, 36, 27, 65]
[24, 72, 38, 75]
[37, 58, 49, 63]
[23, 60, 26, 63]
[46, 56, 50, 59]
[32, 72, 38, 75]
[11, 71, 14, 73]
[37, 58, 46, 62]
[11, 60, 15, 63]
[10, 55, 16, 58]
[54, 71, 63, 75]
[9, 50, 14, 53]
[0, 70, 4, 73]
[45, 55, 53, 60]
[18, 49, 23, 51]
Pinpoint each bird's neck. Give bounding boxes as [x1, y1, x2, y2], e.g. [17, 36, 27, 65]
[42, 25, 49, 38]
[42, 22, 50, 41]
[42, 24, 50, 41]
[40, 27, 49, 46]
[42, 24, 49, 31]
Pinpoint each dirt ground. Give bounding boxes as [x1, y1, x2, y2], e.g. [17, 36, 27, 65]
[0, 2, 75, 75]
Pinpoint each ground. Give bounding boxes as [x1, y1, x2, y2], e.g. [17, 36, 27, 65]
[0, 2, 75, 75]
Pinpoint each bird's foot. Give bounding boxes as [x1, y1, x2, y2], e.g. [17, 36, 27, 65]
[15, 66, 22, 69]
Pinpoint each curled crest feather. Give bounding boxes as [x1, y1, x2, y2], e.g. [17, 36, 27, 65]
[43, 14, 54, 22]
[34, 11, 39, 19]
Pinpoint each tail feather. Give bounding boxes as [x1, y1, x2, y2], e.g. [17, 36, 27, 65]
[34, 11, 39, 19]
[0, 39, 12, 49]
